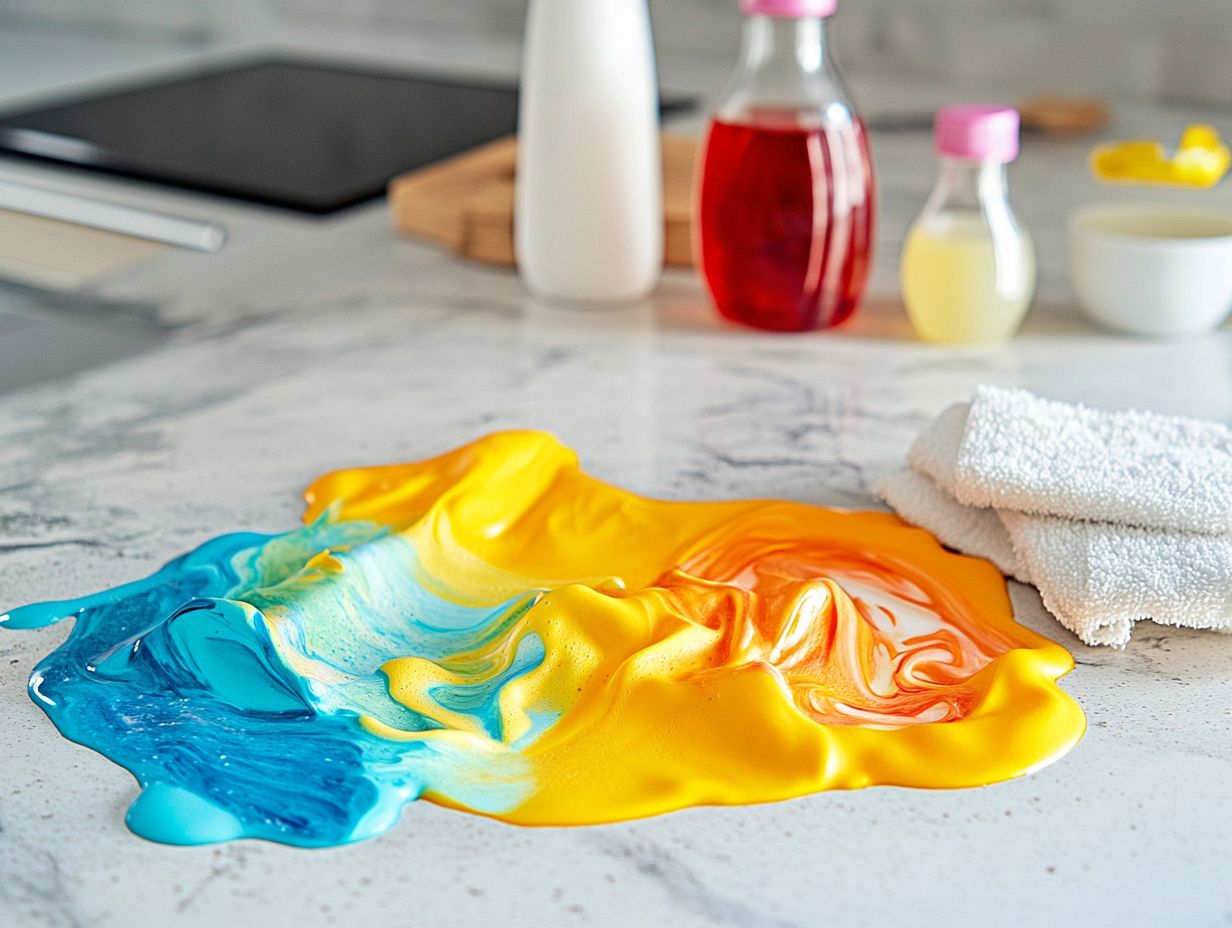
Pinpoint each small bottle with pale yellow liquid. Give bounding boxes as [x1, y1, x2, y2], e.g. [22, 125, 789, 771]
[902, 105, 1035, 343]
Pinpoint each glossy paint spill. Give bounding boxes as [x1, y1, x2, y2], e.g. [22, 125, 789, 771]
[2, 432, 1084, 846]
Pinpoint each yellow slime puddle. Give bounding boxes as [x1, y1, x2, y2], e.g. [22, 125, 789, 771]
[305, 431, 1084, 825]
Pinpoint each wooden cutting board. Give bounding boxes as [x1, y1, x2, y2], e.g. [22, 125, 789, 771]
[389, 135, 698, 268]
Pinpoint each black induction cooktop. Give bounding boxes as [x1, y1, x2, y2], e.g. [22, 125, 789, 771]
[0, 56, 691, 215]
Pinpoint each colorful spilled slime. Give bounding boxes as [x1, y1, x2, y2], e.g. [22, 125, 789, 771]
[2, 432, 1084, 846]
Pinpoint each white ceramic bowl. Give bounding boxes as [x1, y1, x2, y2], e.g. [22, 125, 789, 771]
[1068, 202, 1232, 337]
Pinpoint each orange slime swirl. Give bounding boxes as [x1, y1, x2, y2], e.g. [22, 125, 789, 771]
[303, 431, 1084, 825]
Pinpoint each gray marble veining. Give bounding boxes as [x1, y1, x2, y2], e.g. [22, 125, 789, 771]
[2, 284, 1230, 928]
[0, 23, 1230, 928]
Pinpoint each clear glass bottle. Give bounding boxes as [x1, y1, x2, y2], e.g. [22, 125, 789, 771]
[901, 105, 1036, 344]
[696, 0, 875, 333]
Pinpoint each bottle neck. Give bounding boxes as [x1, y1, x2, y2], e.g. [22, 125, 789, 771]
[930, 157, 1009, 212]
[716, 14, 851, 125]
[740, 14, 831, 76]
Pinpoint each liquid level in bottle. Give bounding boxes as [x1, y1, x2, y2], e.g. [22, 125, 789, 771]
[698, 118, 876, 333]
[901, 215, 1035, 344]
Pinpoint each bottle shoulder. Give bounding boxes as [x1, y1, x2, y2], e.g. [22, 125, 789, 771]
[913, 208, 1028, 235]
[715, 73, 859, 128]
[906, 212, 1035, 277]
[914, 160, 1027, 235]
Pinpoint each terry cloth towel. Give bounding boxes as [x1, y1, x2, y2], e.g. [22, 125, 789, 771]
[878, 469, 1232, 648]
[880, 385, 1232, 647]
[909, 385, 1232, 535]
[878, 468, 1027, 583]
[1000, 510, 1232, 647]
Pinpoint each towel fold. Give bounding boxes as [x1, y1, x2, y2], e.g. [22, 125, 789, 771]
[1000, 510, 1232, 647]
[910, 385, 1232, 535]
[878, 469, 1027, 582]
[880, 385, 1232, 648]
[878, 469, 1232, 648]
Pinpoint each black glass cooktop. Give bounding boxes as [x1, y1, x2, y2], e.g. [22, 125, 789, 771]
[0, 56, 691, 215]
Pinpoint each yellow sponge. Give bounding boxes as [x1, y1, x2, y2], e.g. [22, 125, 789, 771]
[1090, 124, 1230, 188]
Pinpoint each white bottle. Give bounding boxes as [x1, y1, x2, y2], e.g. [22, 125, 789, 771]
[515, 0, 663, 304]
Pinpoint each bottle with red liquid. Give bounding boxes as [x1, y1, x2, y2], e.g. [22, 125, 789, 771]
[697, 0, 875, 332]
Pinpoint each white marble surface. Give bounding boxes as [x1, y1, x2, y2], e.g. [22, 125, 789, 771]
[1, 24, 1231, 928]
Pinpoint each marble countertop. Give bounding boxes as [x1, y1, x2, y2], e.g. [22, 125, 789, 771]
[0, 23, 1230, 928]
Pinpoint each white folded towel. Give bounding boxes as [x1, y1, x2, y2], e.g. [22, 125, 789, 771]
[910, 385, 1232, 535]
[878, 469, 1232, 648]
[1000, 510, 1232, 647]
[879, 386, 1232, 648]
[878, 469, 1027, 582]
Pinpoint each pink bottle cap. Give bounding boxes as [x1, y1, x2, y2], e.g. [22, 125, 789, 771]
[741, 0, 838, 17]
[934, 105, 1021, 163]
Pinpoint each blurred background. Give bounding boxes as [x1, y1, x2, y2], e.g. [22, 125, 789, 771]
[4, 0, 1230, 105]
[1, 0, 1230, 395]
